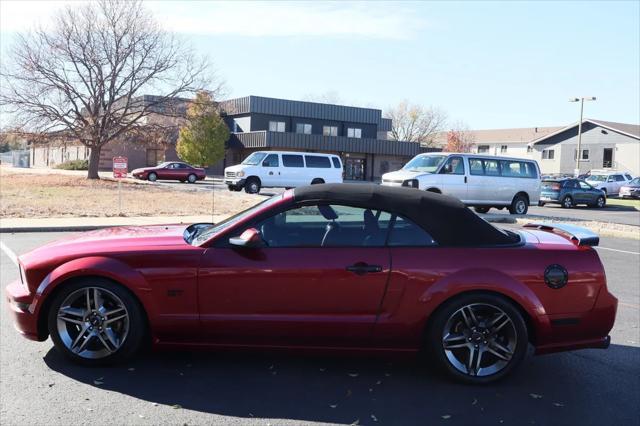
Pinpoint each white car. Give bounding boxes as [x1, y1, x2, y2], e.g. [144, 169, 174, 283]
[585, 170, 634, 196]
[381, 153, 541, 215]
[224, 151, 343, 194]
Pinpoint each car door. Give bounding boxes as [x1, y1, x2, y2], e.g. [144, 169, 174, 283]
[438, 155, 468, 202]
[157, 163, 174, 179]
[260, 153, 281, 187]
[197, 203, 392, 347]
[281, 154, 306, 187]
[578, 181, 598, 203]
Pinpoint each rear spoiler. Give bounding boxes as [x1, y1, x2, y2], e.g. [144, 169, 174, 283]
[524, 222, 599, 247]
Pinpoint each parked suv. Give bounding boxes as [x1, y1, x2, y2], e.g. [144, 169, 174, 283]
[585, 170, 634, 196]
[381, 153, 540, 214]
[224, 151, 343, 194]
[540, 178, 606, 208]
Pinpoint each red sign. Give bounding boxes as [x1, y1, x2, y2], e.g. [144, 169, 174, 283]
[113, 156, 128, 178]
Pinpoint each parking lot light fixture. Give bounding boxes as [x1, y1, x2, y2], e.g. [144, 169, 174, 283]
[569, 96, 597, 177]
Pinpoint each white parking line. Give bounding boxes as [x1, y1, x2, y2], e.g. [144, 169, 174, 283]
[595, 246, 640, 255]
[0, 241, 19, 266]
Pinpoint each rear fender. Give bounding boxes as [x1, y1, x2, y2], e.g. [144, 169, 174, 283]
[418, 267, 550, 335]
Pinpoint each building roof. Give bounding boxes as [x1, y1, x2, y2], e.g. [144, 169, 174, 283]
[431, 126, 563, 147]
[531, 119, 640, 144]
[219, 95, 391, 130]
[293, 183, 518, 247]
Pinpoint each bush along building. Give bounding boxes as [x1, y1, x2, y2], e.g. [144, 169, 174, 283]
[27, 95, 436, 181]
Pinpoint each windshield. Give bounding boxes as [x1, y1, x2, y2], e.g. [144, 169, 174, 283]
[242, 152, 267, 166]
[586, 174, 607, 182]
[156, 162, 171, 168]
[629, 177, 640, 185]
[402, 155, 447, 173]
[191, 194, 284, 246]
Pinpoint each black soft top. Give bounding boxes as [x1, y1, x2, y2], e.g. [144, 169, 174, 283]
[293, 184, 517, 247]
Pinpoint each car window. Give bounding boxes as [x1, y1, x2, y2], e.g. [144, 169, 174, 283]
[614, 175, 625, 182]
[282, 154, 304, 168]
[305, 155, 331, 168]
[564, 180, 577, 189]
[578, 181, 592, 190]
[332, 157, 342, 169]
[251, 204, 392, 247]
[387, 216, 437, 246]
[625, 174, 633, 181]
[262, 154, 279, 167]
[607, 176, 615, 182]
[469, 158, 484, 175]
[440, 156, 465, 175]
[483, 159, 500, 176]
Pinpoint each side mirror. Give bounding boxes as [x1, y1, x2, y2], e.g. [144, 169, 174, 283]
[229, 228, 264, 248]
[441, 164, 452, 174]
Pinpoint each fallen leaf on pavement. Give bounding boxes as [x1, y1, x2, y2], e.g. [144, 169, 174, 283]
[472, 398, 478, 405]
[529, 393, 543, 399]
[441, 415, 451, 420]
[553, 402, 564, 407]
[348, 373, 359, 377]
[329, 404, 338, 409]
[370, 414, 378, 422]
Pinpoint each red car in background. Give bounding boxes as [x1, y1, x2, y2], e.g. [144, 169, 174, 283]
[5, 184, 617, 383]
[131, 161, 206, 183]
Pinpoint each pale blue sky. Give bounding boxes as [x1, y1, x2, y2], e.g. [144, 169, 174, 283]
[1, 0, 639, 129]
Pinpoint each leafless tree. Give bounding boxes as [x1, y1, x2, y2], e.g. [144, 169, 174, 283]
[0, 0, 220, 178]
[386, 100, 447, 146]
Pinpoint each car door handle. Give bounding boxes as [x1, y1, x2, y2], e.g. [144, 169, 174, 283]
[346, 263, 383, 275]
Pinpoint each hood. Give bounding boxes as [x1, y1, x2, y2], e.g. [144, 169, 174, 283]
[132, 167, 156, 173]
[225, 164, 250, 173]
[19, 224, 188, 268]
[382, 169, 430, 181]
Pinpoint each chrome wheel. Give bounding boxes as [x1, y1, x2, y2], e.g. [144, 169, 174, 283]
[441, 303, 517, 377]
[188, 174, 197, 183]
[515, 200, 526, 214]
[597, 196, 605, 208]
[562, 196, 573, 208]
[56, 287, 130, 359]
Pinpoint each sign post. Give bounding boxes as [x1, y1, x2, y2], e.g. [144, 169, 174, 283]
[112, 157, 128, 216]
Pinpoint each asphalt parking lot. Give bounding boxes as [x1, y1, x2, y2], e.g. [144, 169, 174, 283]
[1, 232, 638, 426]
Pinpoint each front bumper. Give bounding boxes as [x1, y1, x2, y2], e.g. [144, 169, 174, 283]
[224, 178, 246, 187]
[5, 279, 42, 341]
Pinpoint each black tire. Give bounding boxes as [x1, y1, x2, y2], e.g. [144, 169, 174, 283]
[538, 201, 545, 207]
[561, 195, 573, 209]
[311, 178, 325, 185]
[244, 177, 261, 194]
[474, 207, 491, 214]
[593, 196, 606, 208]
[147, 172, 157, 182]
[187, 174, 197, 184]
[426, 293, 528, 384]
[227, 185, 240, 192]
[47, 277, 147, 366]
[508, 194, 528, 215]
[426, 188, 441, 194]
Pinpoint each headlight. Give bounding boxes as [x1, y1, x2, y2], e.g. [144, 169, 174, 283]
[402, 179, 419, 188]
[237, 171, 245, 177]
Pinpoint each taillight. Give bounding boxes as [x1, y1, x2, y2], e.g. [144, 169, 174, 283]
[552, 183, 561, 190]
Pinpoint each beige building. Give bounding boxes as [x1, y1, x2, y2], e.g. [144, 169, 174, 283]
[433, 119, 639, 175]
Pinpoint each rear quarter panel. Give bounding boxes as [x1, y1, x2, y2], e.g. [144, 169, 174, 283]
[376, 233, 604, 347]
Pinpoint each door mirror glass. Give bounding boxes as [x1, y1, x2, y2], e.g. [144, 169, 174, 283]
[229, 228, 264, 248]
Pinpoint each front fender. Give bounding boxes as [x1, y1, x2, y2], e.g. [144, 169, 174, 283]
[30, 256, 158, 335]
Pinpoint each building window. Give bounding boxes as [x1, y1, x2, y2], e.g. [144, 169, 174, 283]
[477, 145, 490, 154]
[295, 123, 312, 134]
[527, 145, 533, 153]
[574, 149, 590, 160]
[500, 145, 508, 153]
[146, 148, 163, 166]
[269, 121, 285, 132]
[347, 127, 362, 138]
[323, 126, 338, 137]
[542, 149, 555, 160]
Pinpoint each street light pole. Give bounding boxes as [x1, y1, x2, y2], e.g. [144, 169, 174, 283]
[570, 96, 596, 177]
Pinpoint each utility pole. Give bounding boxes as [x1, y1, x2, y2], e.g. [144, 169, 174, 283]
[569, 97, 596, 177]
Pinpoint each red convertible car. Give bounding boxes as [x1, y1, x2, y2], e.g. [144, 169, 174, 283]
[6, 184, 617, 383]
[131, 161, 206, 183]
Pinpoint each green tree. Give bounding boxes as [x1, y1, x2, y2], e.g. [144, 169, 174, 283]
[177, 92, 229, 167]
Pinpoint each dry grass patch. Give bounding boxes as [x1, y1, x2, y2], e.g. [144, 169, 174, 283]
[0, 172, 262, 218]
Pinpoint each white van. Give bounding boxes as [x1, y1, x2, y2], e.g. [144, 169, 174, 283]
[224, 151, 343, 194]
[381, 153, 541, 214]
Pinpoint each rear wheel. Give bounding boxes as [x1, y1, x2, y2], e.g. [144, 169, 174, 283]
[427, 293, 528, 384]
[147, 172, 157, 182]
[244, 177, 261, 194]
[311, 178, 325, 185]
[508, 194, 528, 215]
[187, 174, 197, 183]
[474, 207, 491, 214]
[47, 278, 146, 366]
[561, 195, 574, 208]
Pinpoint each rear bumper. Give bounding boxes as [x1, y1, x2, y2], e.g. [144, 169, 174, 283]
[5, 279, 42, 341]
[535, 287, 617, 355]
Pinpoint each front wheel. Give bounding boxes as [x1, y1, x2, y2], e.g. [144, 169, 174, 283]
[594, 196, 606, 208]
[244, 177, 261, 194]
[47, 278, 146, 366]
[474, 207, 491, 214]
[187, 174, 197, 183]
[427, 293, 528, 384]
[147, 172, 157, 182]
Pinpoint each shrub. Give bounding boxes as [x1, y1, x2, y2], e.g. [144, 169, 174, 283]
[54, 159, 89, 170]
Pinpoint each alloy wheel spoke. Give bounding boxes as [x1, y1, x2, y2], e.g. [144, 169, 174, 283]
[443, 333, 469, 349]
[104, 313, 127, 325]
[467, 345, 481, 376]
[59, 306, 86, 319]
[103, 306, 125, 319]
[57, 315, 84, 326]
[460, 306, 478, 328]
[104, 328, 119, 348]
[85, 289, 92, 311]
[487, 341, 513, 361]
[96, 331, 115, 353]
[93, 288, 103, 311]
[490, 313, 511, 333]
[71, 327, 92, 353]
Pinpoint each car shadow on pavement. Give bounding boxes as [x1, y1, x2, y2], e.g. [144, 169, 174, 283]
[43, 344, 640, 425]
[541, 204, 639, 212]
